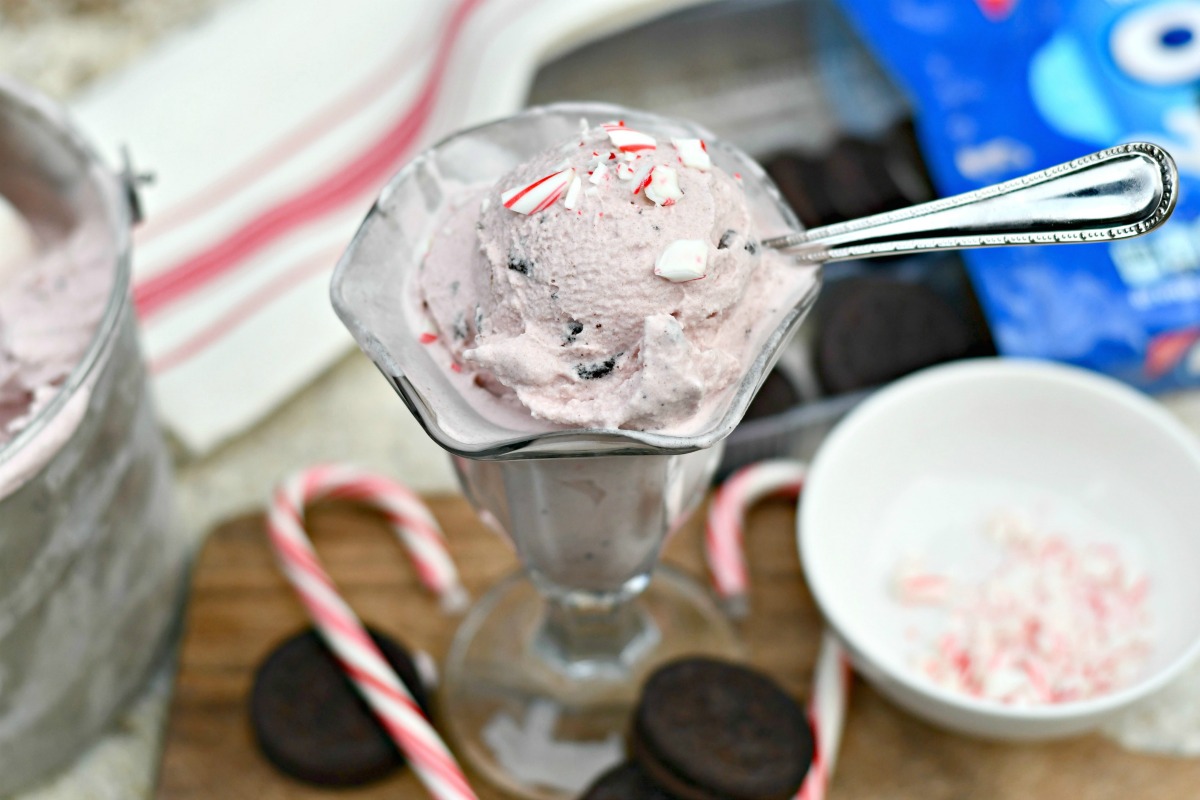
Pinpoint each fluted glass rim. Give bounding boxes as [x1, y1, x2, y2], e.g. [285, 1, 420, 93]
[331, 102, 821, 460]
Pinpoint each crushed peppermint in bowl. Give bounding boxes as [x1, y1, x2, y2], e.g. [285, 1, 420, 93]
[799, 359, 1200, 740]
[894, 513, 1152, 706]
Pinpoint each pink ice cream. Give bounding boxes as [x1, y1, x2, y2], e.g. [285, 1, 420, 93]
[0, 195, 112, 449]
[417, 122, 807, 431]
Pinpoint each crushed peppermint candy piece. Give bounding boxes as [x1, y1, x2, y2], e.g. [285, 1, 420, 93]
[634, 170, 652, 195]
[417, 316, 439, 344]
[501, 168, 576, 214]
[563, 175, 583, 210]
[602, 121, 657, 153]
[898, 514, 1151, 706]
[589, 163, 609, 184]
[615, 160, 637, 181]
[654, 239, 708, 282]
[642, 165, 682, 206]
[672, 138, 711, 170]
[893, 558, 951, 605]
[629, 159, 654, 191]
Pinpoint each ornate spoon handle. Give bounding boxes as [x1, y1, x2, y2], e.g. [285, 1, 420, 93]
[763, 142, 1177, 263]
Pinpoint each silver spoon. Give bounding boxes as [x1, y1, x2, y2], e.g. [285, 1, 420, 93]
[764, 142, 1177, 262]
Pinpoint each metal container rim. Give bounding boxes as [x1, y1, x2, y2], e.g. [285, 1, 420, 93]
[0, 76, 135, 473]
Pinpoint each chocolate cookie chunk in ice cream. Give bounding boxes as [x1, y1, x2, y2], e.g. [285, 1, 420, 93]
[417, 121, 808, 431]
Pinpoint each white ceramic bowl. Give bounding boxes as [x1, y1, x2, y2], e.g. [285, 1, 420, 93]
[799, 358, 1200, 739]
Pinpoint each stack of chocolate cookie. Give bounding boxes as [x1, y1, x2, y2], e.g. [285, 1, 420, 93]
[766, 124, 995, 398]
[765, 122, 933, 231]
[813, 276, 980, 394]
[581, 657, 815, 800]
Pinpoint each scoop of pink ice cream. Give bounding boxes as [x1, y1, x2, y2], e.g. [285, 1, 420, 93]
[0, 207, 112, 446]
[417, 123, 801, 431]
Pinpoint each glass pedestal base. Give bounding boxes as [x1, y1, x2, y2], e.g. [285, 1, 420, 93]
[439, 565, 742, 800]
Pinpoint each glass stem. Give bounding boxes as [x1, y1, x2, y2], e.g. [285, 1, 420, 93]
[533, 589, 657, 676]
[453, 447, 723, 676]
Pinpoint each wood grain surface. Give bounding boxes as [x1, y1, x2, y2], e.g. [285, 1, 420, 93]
[155, 495, 1200, 799]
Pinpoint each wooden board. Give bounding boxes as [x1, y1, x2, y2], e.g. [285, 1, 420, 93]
[156, 495, 1200, 799]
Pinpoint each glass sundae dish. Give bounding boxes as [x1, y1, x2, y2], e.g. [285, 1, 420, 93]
[331, 103, 819, 798]
[331, 100, 1174, 798]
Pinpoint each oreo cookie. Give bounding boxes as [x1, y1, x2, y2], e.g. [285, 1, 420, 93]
[824, 138, 902, 222]
[250, 627, 431, 787]
[764, 154, 836, 229]
[631, 658, 813, 800]
[579, 761, 680, 799]
[743, 368, 800, 422]
[814, 278, 973, 394]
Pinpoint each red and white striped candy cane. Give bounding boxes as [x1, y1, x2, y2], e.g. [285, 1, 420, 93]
[796, 632, 851, 800]
[705, 459, 806, 618]
[287, 462, 468, 612]
[705, 459, 851, 800]
[267, 463, 476, 800]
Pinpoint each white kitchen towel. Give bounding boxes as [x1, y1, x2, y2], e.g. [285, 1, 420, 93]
[71, 0, 707, 455]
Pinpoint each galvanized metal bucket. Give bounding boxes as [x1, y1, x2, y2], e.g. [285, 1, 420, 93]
[0, 76, 187, 794]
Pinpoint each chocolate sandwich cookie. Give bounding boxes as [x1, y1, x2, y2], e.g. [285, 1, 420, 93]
[744, 368, 801, 421]
[250, 627, 431, 787]
[814, 278, 973, 394]
[824, 138, 902, 222]
[579, 761, 681, 799]
[766, 129, 931, 230]
[765, 154, 837, 229]
[632, 658, 814, 800]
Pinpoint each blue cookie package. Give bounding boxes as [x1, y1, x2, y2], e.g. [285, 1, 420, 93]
[834, 0, 1200, 392]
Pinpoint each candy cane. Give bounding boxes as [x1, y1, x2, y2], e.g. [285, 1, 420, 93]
[796, 632, 852, 800]
[290, 462, 467, 612]
[705, 460, 851, 800]
[267, 464, 476, 800]
[705, 459, 806, 618]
